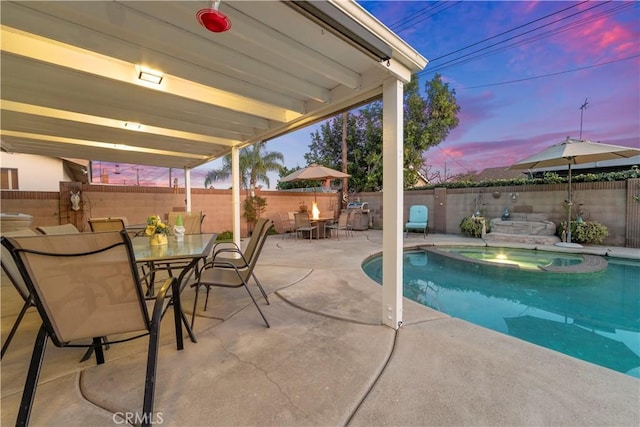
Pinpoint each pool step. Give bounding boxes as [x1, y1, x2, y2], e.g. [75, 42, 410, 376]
[539, 254, 608, 273]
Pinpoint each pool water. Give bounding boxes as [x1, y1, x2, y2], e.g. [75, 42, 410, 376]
[362, 248, 640, 377]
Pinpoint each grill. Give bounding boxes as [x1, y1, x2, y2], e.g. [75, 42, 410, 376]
[346, 202, 370, 230]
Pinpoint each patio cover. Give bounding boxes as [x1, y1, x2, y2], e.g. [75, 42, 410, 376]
[0, 0, 427, 329]
[0, 0, 425, 169]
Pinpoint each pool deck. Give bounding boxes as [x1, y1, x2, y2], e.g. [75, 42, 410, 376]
[1, 231, 639, 426]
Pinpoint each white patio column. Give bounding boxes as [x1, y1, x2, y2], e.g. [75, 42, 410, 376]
[382, 76, 404, 329]
[184, 166, 192, 213]
[231, 146, 241, 249]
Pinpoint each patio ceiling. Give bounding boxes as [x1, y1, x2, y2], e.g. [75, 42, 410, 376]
[0, 0, 426, 170]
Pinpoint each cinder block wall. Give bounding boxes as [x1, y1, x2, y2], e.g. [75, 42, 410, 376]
[2, 180, 635, 246]
[2, 183, 338, 237]
[352, 180, 632, 246]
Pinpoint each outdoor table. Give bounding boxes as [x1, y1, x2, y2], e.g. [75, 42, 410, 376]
[310, 217, 333, 239]
[132, 233, 217, 349]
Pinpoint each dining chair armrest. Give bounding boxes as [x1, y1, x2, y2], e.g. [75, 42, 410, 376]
[212, 241, 240, 256]
[152, 278, 175, 310]
[212, 248, 251, 268]
[210, 259, 243, 274]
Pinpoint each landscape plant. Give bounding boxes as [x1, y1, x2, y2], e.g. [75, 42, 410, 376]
[459, 216, 488, 238]
[557, 221, 609, 245]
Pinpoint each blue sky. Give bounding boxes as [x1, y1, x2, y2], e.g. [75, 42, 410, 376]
[96, 1, 640, 188]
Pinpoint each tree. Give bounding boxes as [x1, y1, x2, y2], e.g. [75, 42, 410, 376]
[303, 73, 460, 191]
[204, 142, 284, 191]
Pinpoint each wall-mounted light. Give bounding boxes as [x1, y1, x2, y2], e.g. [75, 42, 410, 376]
[136, 66, 163, 85]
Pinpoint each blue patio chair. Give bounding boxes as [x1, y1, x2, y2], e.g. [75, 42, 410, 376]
[405, 205, 428, 238]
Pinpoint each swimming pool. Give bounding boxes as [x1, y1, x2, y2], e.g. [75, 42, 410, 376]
[362, 247, 640, 377]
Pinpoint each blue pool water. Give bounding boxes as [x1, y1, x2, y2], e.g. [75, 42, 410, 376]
[362, 247, 640, 377]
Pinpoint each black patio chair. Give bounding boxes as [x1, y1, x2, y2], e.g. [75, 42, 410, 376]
[191, 219, 274, 328]
[294, 212, 317, 241]
[0, 228, 38, 359]
[1, 230, 180, 427]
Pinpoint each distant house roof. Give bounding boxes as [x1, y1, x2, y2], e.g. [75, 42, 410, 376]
[475, 166, 524, 181]
[415, 170, 429, 187]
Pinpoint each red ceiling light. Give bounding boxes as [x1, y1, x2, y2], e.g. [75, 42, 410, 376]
[197, 0, 231, 33]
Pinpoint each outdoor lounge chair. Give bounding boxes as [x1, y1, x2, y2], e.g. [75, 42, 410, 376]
[1, 230, 180, 427]
[191, 219, 274, 328]
[294, 212, 317, 241]
[0, 228, 38, 359]
[326, 211, 353, 240]
[35, 223, 80, 235]
[405, 205, 428, 238]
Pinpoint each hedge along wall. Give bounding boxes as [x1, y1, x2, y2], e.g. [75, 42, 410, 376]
[1, 182, 341, 237]
[352, 180, 635, 247]
[2, 179, 637, 246]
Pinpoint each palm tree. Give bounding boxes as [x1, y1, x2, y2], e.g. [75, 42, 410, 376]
[204, 142, 284, 192]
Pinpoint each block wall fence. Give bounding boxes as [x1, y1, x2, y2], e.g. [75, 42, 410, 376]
[2, 178, 639, 247]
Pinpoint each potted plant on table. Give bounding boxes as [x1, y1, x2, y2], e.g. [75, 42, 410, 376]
[145, 215, 171, 245]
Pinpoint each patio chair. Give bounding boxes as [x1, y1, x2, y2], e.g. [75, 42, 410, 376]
[326, 211, 353, 240]
[0, 228, 38, 359]
[1, 230, 180, 427]
[277, 212, 295, 238]
[147, 212, 205, 289]
[88, 216, 128, 232]
[35, 223, 80, 235]
[191, 219, 274, 328]
[167, 211, 203, 234]
[405, 205, 428, 238]
[294, 212, 317, 241]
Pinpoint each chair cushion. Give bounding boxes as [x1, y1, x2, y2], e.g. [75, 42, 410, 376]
[406, 222, 427, 228]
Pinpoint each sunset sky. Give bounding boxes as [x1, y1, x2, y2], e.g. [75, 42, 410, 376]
[94, 1, 640, 188]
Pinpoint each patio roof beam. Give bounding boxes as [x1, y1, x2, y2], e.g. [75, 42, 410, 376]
[287, 1, 392, 63]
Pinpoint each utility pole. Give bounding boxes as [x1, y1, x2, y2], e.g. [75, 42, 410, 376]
[579, 98, 589, 140]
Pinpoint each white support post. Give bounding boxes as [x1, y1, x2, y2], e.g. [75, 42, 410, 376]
[231, 146, 241, 249]
[184, 166, 192, 213]
[382, 76, 404, 329]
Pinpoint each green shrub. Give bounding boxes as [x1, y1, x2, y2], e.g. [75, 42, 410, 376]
[459, 216, 488, 238]
[216, 230, 233, 241]
[557, 221, 609, 245]
[410, 167, 639, 191]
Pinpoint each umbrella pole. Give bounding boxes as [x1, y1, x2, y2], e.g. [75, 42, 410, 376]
[566, 162, 572, 243]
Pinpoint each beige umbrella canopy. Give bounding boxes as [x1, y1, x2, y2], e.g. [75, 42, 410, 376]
[510, 137, 640, 244]
[280, 164, 351, 182]
[280, 164, 351, 203]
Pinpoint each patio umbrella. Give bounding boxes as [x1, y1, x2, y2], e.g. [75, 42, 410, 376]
[509, 137, 640, 245]
[280, 164, 351, 182]
[280, 164, 351, 201]
[504, 315, 640, 374]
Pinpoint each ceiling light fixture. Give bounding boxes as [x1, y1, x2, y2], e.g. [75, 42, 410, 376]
[197, 0, 232, 33]
[136, 66, 163, 85]
[124, 122, 143, 130]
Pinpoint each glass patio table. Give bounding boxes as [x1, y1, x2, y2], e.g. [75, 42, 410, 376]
[132, 233, 217, 349]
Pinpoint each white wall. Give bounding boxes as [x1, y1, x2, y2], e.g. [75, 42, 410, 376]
[0, 153, 70, 191]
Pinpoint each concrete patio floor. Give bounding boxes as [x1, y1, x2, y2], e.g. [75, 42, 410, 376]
[1, 230, 639, 426]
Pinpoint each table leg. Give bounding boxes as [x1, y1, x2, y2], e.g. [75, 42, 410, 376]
[161, 258, 199, 344]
